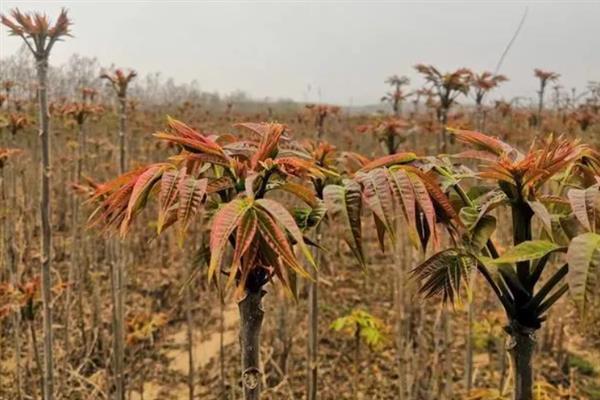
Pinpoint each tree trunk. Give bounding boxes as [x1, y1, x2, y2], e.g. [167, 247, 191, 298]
[112, 93, 128, 400]
[30, 319, 45, 399]
[184, 275, 195, 400]
[239, 287, 265, 400]
[275, 301, 291, 381]
[439, 108, 448, 153]
[307, 228, 321, 400]
[118, 96, 127, 173]
[476, 102, 484, 132]
[386, 133, 396, 155]
[442, 312, 453, 398]
[65, 121, 86, 357]
[465, 300, 474, 393]
[537, 83, 544, 128]
[110, 254, 125, 400]
[36, 56, 54, 400]
[219, 297, 226, 394]
[2, 146, 23, 399]
[506, 324, 536, 400]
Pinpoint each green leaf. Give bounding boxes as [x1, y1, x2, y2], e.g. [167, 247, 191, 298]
[459, 189, 508, 229]
[323, 180, 365, 267]
[528, 200, 554, 241]
[293, 201, 326, 232]
[470, 215, 496, 252]
[491, 240, 563, 265]
[566, 232, 600, 313]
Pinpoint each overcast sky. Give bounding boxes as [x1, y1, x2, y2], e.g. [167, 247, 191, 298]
[1, 1, 599, 105]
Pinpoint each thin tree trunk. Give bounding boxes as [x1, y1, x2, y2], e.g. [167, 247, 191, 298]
[184, 272, 195, 400]
[30, 319, 44, 400]
[440, 108, 448, 153]
[275, 300, 290, 380]
[65, 121, 84, 357]
[112, 94, 128, 400]
[442, 312, 452, 398]
[307, 227, 321, 400]
[219, 297, 225, 396]
[3, 150, 23, 399]
[110, 253, 126, 400]
[465, 300, 474, 393]
[118, 255, 126, 400]
[498, 336, 508, 393]
[537, 83, 544, 128]
[352, 325, 361, 398]
[394, 236, 408, 400]
[118, 97, 127, 173]
[36, 56, 54, 400]
[476, 102, 484, 132]
[429, 309, 443, 399]
[506, 324, 536, 400]
[239, 287, 265, 400]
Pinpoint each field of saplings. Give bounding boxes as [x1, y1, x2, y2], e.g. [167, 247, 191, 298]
[1, 8, 600, 400]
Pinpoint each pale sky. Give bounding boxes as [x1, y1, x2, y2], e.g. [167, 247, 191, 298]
[1, 1, 599, 105]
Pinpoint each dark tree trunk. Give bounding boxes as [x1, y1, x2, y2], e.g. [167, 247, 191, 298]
[239, 287, 265, 400]
[506, 323, 536, 400]
[511, 201, 533, 287]
[386, 133, 396, 155]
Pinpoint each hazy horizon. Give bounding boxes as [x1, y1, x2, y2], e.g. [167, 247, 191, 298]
[1, 1, 599, 106]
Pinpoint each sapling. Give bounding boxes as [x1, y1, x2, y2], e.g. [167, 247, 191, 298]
[411, 129, 600, 400]
[331, 308, 387, 397]
[60, 101, 103, 355]
[100, 67, 136, 399]
[460, 70, 507, 389]
[5, 112, 30, 137]
[469, 71, 508, 131]
[100, 68, 136, 173]
[533, 69, 560, 128]
[0, 274, 66, 399]
[0, 147, 22, 168]
[381, 75, 410, 117]
[299, 139, 340, 400]
[1, 9, 72, 400]
[414, 64, 471, 152]
[2, 80, 16, 110]
[330, 308, 388, 361]
[88, 119, 325, 400]
[357, 117, 412, 155]
[305, 104, 340, 139]
[324, 148, 463, 399]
